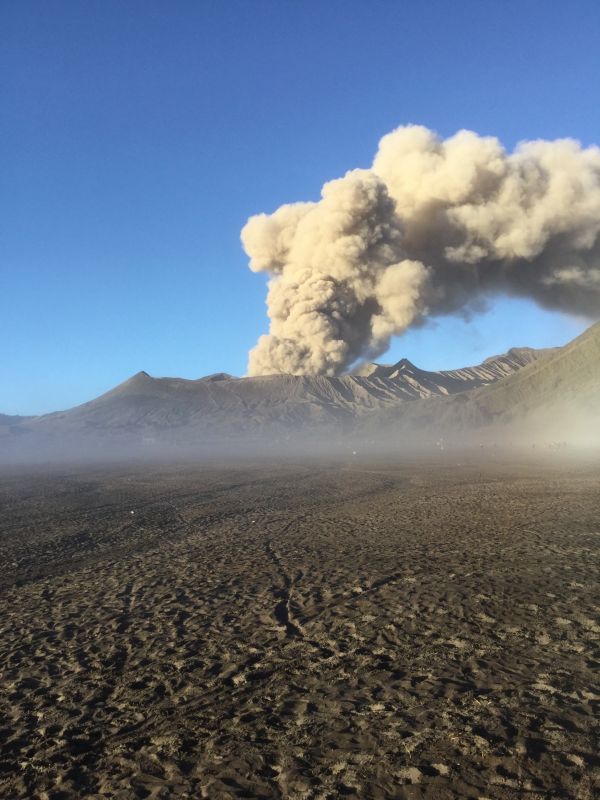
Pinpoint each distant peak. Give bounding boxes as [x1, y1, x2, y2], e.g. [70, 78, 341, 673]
[121, 370, 153, 386]
[393, 358, 417, 370]
[350, 357, 423, 379]
[128, 370, 152, 381]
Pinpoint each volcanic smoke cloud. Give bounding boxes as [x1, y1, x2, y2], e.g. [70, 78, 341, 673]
[242, 126, 600, 376]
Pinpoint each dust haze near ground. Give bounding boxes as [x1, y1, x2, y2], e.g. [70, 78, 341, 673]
[1, 321, 598, 466]
[1, 457, 599, 799]
[243, 126, 600, 376]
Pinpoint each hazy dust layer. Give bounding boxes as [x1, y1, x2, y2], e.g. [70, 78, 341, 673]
[0, 459, 599, 799]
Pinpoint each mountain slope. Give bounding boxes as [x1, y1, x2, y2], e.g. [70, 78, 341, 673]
[1, 327, 597, 458]
[19, 347, 549, 437]
[376, 321, 600, 443]
[354, 347, 551, 396]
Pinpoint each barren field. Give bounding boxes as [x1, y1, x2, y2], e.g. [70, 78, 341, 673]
[1, 458, 599, 799]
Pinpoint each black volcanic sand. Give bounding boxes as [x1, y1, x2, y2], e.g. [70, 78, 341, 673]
[1, 458, 599, 799]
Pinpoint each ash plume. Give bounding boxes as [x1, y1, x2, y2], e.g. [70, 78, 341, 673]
[242, 125, 600, 376]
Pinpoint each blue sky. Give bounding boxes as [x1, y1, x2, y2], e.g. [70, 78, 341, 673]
[2, 0, 599, 414]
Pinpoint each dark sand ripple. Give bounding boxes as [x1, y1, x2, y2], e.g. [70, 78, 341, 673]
[0, 458, 599, 798]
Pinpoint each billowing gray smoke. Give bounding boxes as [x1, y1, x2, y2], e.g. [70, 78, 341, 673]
[242, 126, 600, 376]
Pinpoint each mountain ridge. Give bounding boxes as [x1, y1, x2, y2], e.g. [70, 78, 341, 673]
[1, 325, 598, 458]
[371, 321, 600, 443]
[28, 345, 550, 429]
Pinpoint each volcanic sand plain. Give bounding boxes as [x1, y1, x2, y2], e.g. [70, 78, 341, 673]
[0, 457, 599, 799]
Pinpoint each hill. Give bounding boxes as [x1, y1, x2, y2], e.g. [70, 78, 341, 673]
[1, 325, 598, 459]
[373, 321, 600, 446]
